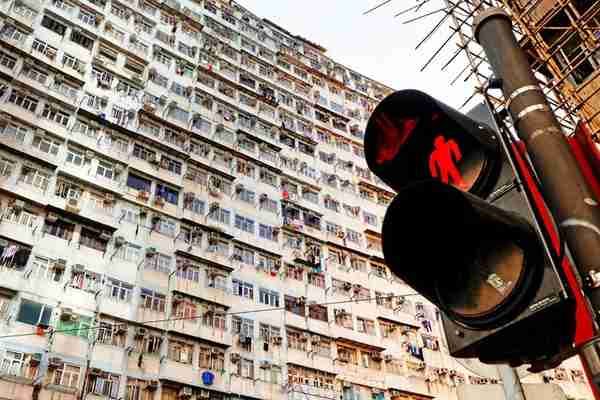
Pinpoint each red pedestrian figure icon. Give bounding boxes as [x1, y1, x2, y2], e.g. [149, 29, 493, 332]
[429, 135, 467, 189]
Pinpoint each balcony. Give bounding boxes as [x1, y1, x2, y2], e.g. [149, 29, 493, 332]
[161, 360, 228, 392]
[47, 195, 118, 230]
[170, 319, 233, 347]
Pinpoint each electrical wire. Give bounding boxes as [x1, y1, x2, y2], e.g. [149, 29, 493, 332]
[0, 293, 421, 340]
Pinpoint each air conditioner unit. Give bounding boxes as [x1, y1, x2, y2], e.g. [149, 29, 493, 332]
[60, 307, 77, 321]
[135, 327, 147, 337]
[71, 264, 85, 273]
[114, 236, 126, 247]
[271, 335, 282, 345]
[12, 199, 25, 211]
[230, 353, 240, 363]
[173, 294, 184, 303]
[53, 259, 67, 271]
[85, 150, 95, 160]
[67, 197, 80, 208]
[100, 231, 112, 241]
[48, 356, 62, 366]
[148, 153, 159, 164]
[114, 164, 124, 175]
[178, 386, 193, 398]
[259, 360, 271, 369]
[104, 193, 115, 203]
[239, 336, 252, 346]
[115, 325, 127, 335]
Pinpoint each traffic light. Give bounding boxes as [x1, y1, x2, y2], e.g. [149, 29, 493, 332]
[365, 89, 577, 368]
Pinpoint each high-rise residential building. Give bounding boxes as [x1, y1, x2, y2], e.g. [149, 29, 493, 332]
[0, 0, 592, 400]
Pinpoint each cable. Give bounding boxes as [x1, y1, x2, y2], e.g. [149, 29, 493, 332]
[0, 293, 421, 340]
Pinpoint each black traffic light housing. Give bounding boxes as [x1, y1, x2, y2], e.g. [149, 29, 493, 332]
[365, 90, 576, 368]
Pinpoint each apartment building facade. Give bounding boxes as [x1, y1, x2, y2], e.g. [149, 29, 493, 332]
[0, 0, 592, 400]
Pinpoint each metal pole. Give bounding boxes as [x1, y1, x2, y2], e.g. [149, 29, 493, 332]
[473, 8, 600, 396]
[497, 366, 526, 400]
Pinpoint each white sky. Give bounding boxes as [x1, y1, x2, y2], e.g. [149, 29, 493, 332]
[239, 0, 476, 109]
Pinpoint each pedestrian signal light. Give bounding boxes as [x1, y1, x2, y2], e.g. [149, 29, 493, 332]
[365, 90, 576, 369]
[364, 90, 502, 197]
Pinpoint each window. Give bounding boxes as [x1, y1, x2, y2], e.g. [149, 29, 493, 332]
[309, 304, 328, 322]
[284, 295, 305, 316]
[175, 259, 200, 282]
[346, 229, 362, 245]
[134, 332, 162, 354]
[198, 346, 225, 372]
[285, 265, 304, 281]
[259, 196, 278, 214]
[25, 67, 48, 84]
[357, 317, 376, 335]
[8, 90, 39, 112]
[80, 228, 109, 252]
[237, 188, 255, 204]
[41, 15, 67, 35]
[0, 350, 36, 378]
[168, 339, 194, 364]
[308, 272, 325, 289]
[97, 321, 127, 347]
[302, 189, 319, 204]
[126, 378, 155, 400]
[259, 169, 278, 186]
[335, 309, 353, 329]
[16, 299, 53, 326]
[0, 50, 17, 70]
[370, 263, 387, 279]
[363, 212, 378, 226]
[140, 289, 166, 312]
[64, 149, 86, 169]
[286, 329, 307, 351]
[43, 218, 75, 240]
[233, 279, 254, 299]
[32, 136, 61, 156]
[233, 246, 254, 265]
[29, 256, 63, 282]
[52, 364, 80, 388]
[42, 104, 70, 126]
[231, 316, 254, 337]
[126, 173, 151, 192]
[235, 214, 255, 233]
[145, 252, 172, 273]
[70, 29, 94, 49]
[160, 156, 182, 175]
[86, 371, 120, 398]
[259, 289, 280, 307]
[208, 207, 230, 225]
[32, 39, 58, 59]
[259, 324, 281, 342]
[106, 278, 133, 303]
[153, 215, 177, 237]
[96, 161, 114, 180]
[239, 359, 254, 379]
[57, 314, 92, 340]
[259, 224, 277, 241]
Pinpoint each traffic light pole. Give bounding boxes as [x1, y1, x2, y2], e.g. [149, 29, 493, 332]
[473, 8, 600, 395]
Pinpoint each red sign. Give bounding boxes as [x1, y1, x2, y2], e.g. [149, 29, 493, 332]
[429, 135, 467, 189]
